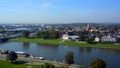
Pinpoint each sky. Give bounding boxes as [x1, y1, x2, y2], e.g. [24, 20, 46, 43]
[0, 0, 120, 24]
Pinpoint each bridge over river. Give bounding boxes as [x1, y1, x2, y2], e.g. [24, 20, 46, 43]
[0, 36, 19, 43]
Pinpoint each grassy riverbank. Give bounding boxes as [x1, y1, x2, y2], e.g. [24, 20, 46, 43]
[10, 38, 120, 49]
[0, 60, 40, 68]
[10, 38, 61, 45]
[0, 55, 81, 68]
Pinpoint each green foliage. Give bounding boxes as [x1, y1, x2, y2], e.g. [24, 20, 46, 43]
[0, 60, 41, 68]
[10, 38, 120, 49]
[47, 29, 59, 39]
[79, 66, 84, 68]
[86, 38, 93, 44]
[65, 52, 74, 64]
[22, 30, 30, 38]
[36, 31, 43, 38]
[35, 29, 59, 39]
[6, 51, 18, 63]
[90, 58, 106, 68]
[41, 62, 55, 68]
[44, 62, 49, 68]
[78, 33, 85, 41]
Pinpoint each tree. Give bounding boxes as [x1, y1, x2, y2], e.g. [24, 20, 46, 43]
[78, 33, 85, 41]
[36, 31, 42, 38]
[90, 58, 106, 68]
[22, 30, 30, 38]
[35, 30, 60, 39]
[86, 38, 93, 44]
[6, 51, 18, 63]
[65, 52, 74, 64]
[47, 29, 59, 39]
[41, 62, 55, 68]
[42, 31, 49, 39]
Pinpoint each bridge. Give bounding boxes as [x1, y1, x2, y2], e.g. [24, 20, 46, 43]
[0, 36, 19, 43]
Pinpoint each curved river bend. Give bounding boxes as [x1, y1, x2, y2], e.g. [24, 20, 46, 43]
[0, 42, 120, 68]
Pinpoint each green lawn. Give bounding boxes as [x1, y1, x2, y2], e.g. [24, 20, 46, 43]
[0, 60, 60, 68]
[9, 38, 120, 49]
[10, 38, 61, 45]
[62, 40, 120, 49]
[0, 61, 40, 68]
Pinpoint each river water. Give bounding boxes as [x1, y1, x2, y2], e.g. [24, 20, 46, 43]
[0, 42, 120, 68]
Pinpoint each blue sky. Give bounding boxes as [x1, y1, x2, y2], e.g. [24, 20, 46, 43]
[0, 0, 120, 24]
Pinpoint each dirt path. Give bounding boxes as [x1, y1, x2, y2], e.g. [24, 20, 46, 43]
[26, 66, 32, 68]
[59, 40, 65, 43]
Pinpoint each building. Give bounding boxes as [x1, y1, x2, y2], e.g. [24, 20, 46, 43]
[62, 34, 69, 40]
[94, 37, 100, 42]
[116, 35, 120, 43]
[101, 36, 116, 43]
[62, 34, 79, 41]
[69, 35, 79, 41]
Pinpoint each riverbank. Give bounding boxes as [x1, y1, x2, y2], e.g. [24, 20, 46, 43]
[0, 54, 82, 68]
[0, 60, 40, 68]
[9, 38, 120, 49]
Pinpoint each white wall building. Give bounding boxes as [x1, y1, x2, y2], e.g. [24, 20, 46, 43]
[95, 37, 100, 42]
[62, 34, 69, 40]
[101, 36, 116, 43]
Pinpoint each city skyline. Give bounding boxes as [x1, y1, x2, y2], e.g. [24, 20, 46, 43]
[0, 0, 120, 24]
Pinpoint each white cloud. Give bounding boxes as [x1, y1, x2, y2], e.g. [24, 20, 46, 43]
[40, 2, 52, 8]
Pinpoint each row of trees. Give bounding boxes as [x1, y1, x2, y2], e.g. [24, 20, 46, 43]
[22, 30, 94, 44]
[5, 51, 106, 68]
[22, 29, 60, 39]
[77, 32, 95, 44]
[36, 29, 59, 39]
[41, 58, 106, 68]
[65, 52, 106, 68]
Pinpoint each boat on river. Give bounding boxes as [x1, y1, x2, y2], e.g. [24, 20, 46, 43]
[30, 55, 44, 60]
[15, 51, 26, 55]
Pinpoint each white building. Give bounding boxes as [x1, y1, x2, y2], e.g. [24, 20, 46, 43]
[62, 34, 79, 40]
[94, 37, 100, 42]
[62, 34, 69, 40]
[101, 36, 116, 43]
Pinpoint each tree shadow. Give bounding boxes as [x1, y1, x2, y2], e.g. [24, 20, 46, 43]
[12, 60, 28, 65]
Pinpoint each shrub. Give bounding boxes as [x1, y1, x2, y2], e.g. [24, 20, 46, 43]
[41, 62, 55, 68]
[86, 38, 93, 44]
[65, 52, 74, 64]
[90, 58, 106, 68]
[6, 51, 18, 63]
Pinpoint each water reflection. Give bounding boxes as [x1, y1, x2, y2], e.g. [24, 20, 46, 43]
[0, 42, 120, 68]
[36, 43, 59, 61]
[79, 47, 84, 53]
[79, 47, 92, 53]
[86, 47, 92, 53]
[22, 43, 30, 50]
[36, 43, 59, 49]
[98, 48, 120, 55]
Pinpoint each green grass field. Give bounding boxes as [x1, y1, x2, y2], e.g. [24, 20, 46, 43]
[10, 38, 120, 49]
[0, 60, 60, 68]
[10, 38, 61, 45]
[0, 61, 40, 68]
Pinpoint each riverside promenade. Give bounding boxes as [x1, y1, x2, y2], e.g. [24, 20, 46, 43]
[0, 54, 83, 68]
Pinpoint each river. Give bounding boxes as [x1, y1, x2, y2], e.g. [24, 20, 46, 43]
[0, 42, 120, 68]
